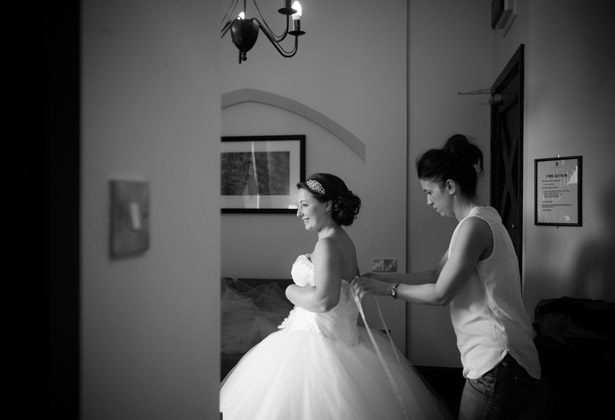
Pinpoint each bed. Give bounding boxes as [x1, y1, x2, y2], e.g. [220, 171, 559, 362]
[532, 296, 615, 418]
[220, 277, 294, 380]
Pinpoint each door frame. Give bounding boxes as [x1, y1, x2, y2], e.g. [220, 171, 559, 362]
[490, 44, 525, 274]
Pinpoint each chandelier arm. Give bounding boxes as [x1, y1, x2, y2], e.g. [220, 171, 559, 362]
[221, 0, 240, 24]
[221, 19, 233, 37]
[253, 0, 290, 42]
[259, 25, 299, 58]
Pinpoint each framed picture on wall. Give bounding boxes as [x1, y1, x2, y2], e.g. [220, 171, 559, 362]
[220, 135, 306, 213]
[535, 155, 582, 226]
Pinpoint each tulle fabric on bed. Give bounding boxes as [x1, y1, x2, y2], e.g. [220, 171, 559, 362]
[221, 278, 293, 354]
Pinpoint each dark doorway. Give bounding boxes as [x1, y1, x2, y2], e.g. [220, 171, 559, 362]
[490, 45, 525, 273]
[29, 1, 81, 418]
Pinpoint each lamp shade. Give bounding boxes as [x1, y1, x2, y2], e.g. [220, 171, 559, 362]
[230, 18, 260, 53]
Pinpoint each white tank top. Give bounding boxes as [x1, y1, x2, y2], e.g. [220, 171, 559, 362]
[449, 206, 541, 380]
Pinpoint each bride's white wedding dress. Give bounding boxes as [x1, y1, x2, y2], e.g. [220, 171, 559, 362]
[220, 254, 452, 420]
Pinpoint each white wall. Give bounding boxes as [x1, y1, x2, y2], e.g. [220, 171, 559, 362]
[407, 0, 493, 366]
[220, 0, 409, 353]
[522, 0, 615, 309]
[488, 0, 615, 317]
[81, 1, 222, 419]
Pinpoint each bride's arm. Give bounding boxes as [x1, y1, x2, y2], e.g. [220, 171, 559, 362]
[285, 239, 342, 313]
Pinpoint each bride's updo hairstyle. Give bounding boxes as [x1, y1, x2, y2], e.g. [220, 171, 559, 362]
[416, 134, 484, 200]
[297, 173, 361, 226]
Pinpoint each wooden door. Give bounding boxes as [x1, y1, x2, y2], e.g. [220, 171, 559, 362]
[490, 45, 524, 272]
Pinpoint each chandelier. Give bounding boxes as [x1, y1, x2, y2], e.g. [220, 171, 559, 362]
[221, 0, 305, 64]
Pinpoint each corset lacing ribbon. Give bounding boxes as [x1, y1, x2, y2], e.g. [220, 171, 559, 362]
[352, 289, 410, 419]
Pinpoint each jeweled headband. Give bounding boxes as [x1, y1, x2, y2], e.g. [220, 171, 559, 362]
[306, 179, 325, 194]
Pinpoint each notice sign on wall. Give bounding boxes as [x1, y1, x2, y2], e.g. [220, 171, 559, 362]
[535, 156, 582, 226]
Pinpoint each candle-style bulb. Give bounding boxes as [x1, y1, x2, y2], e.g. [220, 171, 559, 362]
[291, 1, 302, 20]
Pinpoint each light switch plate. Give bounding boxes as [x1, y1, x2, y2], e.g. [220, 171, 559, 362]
[110, 180, 150, 259]
[371, 258, 398, 272]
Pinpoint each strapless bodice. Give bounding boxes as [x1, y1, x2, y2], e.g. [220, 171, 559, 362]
[278, 255, 360, 345]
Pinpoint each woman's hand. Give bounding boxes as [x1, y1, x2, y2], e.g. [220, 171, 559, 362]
[351, 276, 391, 300]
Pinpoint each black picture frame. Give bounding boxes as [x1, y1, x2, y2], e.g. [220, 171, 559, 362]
[535, 155, 582, 226]
[220, 135, 306, 214]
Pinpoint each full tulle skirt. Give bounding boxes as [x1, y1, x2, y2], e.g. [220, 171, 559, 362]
[220, 326, 453, 420]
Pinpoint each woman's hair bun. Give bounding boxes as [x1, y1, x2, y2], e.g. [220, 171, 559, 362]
[416, 134, 484, 200]
[444, 134, 483, 172]
[332, 190, 361, 226]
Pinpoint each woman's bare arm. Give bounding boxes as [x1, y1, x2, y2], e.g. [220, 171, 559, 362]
[354, 218, 491, 306]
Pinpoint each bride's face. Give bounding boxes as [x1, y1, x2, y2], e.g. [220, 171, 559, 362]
[296, 188, 329, 232]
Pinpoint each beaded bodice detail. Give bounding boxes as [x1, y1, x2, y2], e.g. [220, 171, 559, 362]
[279, 254, 360, 345]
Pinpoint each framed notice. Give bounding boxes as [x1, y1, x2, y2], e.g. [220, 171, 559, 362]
[220, 135, 306, 213]
[535, 156, 582, 226]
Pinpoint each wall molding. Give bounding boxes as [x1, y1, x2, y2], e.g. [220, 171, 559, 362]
[222, 88, 366, 161]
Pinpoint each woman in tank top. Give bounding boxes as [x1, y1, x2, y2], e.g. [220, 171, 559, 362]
[353, 134, 541, 420]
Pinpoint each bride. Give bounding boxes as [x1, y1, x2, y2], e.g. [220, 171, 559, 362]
[220, 173, 452, 420]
